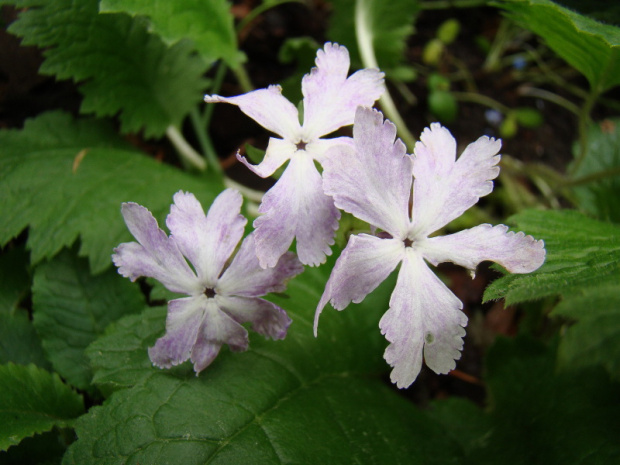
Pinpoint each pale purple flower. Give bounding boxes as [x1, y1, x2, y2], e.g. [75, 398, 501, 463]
[314, 107, 545, 389]
[204, 42, 385, 268]
[112, 189, 303, 374]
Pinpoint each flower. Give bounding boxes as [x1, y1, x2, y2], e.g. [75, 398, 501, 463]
[314, 107, 546, 388]
[204, 43, 385, 269]
[112, 189, 304, 374]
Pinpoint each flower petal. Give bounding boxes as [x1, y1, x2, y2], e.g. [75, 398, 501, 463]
[237, 137, 296, 178]
[148, 297, 204, 369]
[166, 189, 246, 285]
[314, 234, 403, 335]
[322, 107, 412, 238]
[422, 223, 546, 274]
[217, 295, 292, 340]
[411, 124, 501, 236]
[302, 43, 385, 139]
[253, 151, 340, 268]
[190, 299, 249, 374]
[379, 251, 467, 388]
[218, 233, 303, 297]
[205, 85, 301, 140]
[113, 203, 200, 294]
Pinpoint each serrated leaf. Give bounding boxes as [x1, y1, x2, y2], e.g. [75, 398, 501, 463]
[32, 248, 145, 390]
[0, 245, 30, 314]
[87, 306, 167, 392]
[552, 283, 620, 379]
[4, 0, 208, 137]
[0, 111, 223, 273]
[99, 0, 244, 68]
[471, 337, 620, 464]
[0, 363, 84, 451]
[483, 209, 620, 305]
[327, 0, 420, 71]
[571, 119, 620, 222]
[432, 337, 620, 464]
[0, 311, 51, 370]
[65, 264, 463, 464]
[498, 0, 620, 93]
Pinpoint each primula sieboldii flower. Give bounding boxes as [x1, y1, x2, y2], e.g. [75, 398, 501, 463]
[204, 43, 385, 268]
[314, 107, 546, 389]
[112, 189, 303, 374]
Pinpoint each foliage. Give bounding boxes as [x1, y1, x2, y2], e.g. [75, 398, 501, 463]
[1, 0, 209, 137]
[0, 111, 223, 273]
[1, 0, 620, 463]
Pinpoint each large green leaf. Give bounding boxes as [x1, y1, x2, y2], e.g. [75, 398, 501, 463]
[0, 111, 223, 273]
[0, 363, 84, 451]
[65, 266, 463, 464]
[0, 246, 30, 314]
[483, 209, 620, 305]
[32, 248, 145, 390]
[99, 0, 244, 68]
[571, 119, 620, 222]
[0, 312, 51, 370]
[552, 283, 620, 380]
[3, 0, 208, 137]
[430, 337, 620, 464]
[498, 0, 620, 93]
[327, 0, 420, 72]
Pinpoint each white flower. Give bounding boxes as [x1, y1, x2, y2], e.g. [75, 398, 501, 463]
[113, 189, 303, 374]
[205, 43, 384, 268]
[314, 107, 546, 388]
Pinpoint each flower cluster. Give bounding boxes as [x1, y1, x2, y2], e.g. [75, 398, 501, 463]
[113, 42, 545, 386]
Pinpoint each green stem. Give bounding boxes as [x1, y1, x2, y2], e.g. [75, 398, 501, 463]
[571, 90, 598, 175]
[420, 0, 488, 9]
[236, 0, 303, 33]
[517, 86, 580, 116]
[189, 109, 222, 175]
[203, 62, 229, 127]
[451, 91, 511, 114]
[355, 0, 417, 150]
[231, 64, 253, 93]
[565, 166, 620, 187]
[165, 125, 206, 171]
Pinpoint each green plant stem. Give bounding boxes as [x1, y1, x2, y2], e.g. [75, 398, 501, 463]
[236, 0, 303, 33]
[189, 109, 222, 175]
[517, 86, 580, 115]
[231, 65, 253, 93]
[165, 125, 206, 171]
[571, 90, 598, 175]
[451, 91, 510, 114]
[420, 0, 488, 9]
[203, 62, 229, 127]
[565, 166, 620, 187]
[355, 0, 417, 151]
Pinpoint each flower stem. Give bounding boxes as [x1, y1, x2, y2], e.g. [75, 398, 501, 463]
[570, 90, 598, 175]
[420, 0, 488, 9]
[517, 86, 580, 116]
[231, 64, 253, 93]
[355, 0, 417, 151]
[451, 91, 511, 114]
[189, 109, 222, 175]
[166, 125, 206, 171]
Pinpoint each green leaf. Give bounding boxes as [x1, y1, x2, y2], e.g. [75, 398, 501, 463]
[552, 283, 620, 379]
[0, 363, 83, 451]
[99, 0, 244, 68]
[571, 119, 620, 222]
[0, 430, 68, 465]
[472, 337, 620, 464]
[0, 245, 30, 314]
[65, 265, 463, 464]
[327, 0, 420, 71]
[87, 306, 167, 392]
[0, 312, 51, 370]
[483, 209, 620, 305]
[4, 0, 208, 137]
[498, 0, 620, 93]
[0, 111, 223, 273]
[432, 337, 620, 464]
[32, 248, 145, 390]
